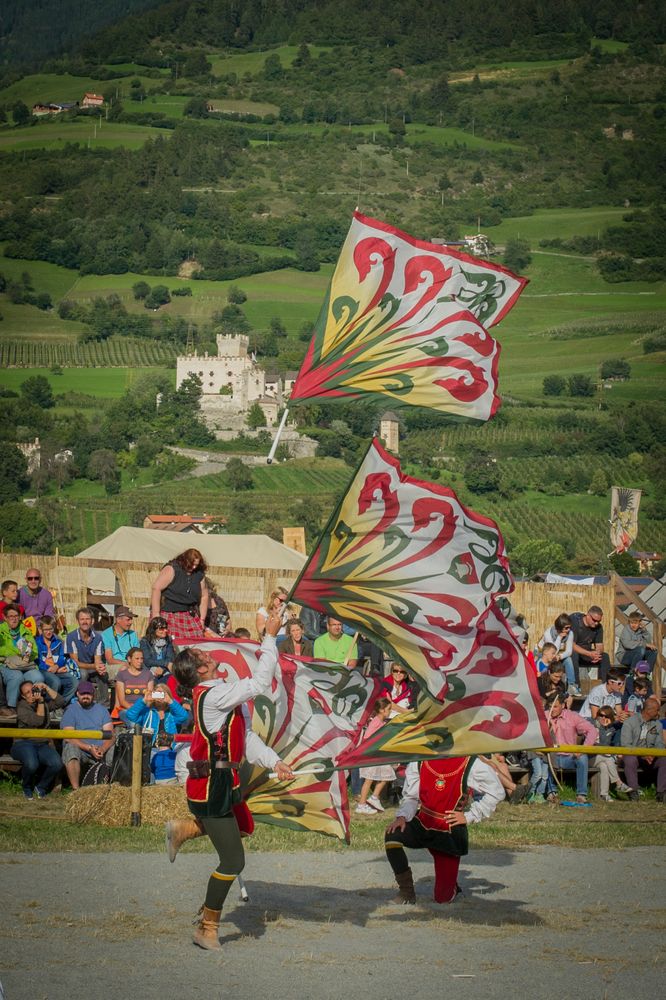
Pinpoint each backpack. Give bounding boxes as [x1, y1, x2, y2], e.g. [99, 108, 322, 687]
[111, 731, 152, 786]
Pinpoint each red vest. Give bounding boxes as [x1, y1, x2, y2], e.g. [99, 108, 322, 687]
[186, 684, 253, 832]
[417, 757, 472, 832]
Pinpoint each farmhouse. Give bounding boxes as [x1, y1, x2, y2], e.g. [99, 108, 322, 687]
[81, 92, 104, 108]
[32, 101, 78, 116]
[143, 514, 222, 534]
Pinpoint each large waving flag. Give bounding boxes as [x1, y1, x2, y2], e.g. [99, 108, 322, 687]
[288, 211, 527, 419]
[288, 438, 549, 751]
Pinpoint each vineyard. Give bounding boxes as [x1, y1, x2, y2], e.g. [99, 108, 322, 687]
[0, 339, 176, 368]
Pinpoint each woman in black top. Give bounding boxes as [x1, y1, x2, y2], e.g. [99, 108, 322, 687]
[11, 679, 64, 799]
[150, 548, 210, 641]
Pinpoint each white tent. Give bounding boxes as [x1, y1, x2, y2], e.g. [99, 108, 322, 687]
[76, 526, 306, 571]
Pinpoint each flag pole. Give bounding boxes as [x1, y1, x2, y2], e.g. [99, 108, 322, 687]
[267, 407, 289, 464]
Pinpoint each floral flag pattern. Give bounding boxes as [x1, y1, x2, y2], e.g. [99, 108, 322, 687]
[289, 438, 550, 751]
[289, 211, 527, 418]
[609, 486, 641, 554]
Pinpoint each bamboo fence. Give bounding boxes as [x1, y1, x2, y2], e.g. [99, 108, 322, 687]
[512, 580, 616, 648]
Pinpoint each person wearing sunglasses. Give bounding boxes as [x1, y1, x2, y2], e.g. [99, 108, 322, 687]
[569, 606, 612, 687]
[379, 665, 415, 716]
[18, 568, 54, 626]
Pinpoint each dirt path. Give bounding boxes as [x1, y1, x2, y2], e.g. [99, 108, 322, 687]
[1, 847, 664, 1000]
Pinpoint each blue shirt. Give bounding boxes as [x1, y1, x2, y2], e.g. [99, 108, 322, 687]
[101, 626, 139, 662]
[60, 701, 113, 746]
[35, 634, 67, 671]
[66, 628, 104, 664]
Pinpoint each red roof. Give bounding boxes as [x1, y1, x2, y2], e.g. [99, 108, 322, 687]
[147, 515, 215, 524]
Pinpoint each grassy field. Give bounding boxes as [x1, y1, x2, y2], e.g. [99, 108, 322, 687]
[485, 206, 629, 244]
[209, 45, 333, 77]
[0, 71, 166, 107]
[0, 367, 169, 396]
[0, 118, 164, 152]
[209, 98, 280, 116]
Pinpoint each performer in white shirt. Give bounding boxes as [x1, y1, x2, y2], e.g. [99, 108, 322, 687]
[165, 612, 294, 950]
[385, 756, 504, 904]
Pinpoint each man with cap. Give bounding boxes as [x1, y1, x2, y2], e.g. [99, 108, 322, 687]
[60, 681, 115, 789]
[101, 606, 140, 682]
[617, 612, 657, 672]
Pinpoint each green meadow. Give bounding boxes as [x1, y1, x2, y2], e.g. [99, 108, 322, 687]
[0, 72, 166, 107]
[0, 119, 163, 152]
[0, 367, 169, 397]
[208, 45, 333, 77]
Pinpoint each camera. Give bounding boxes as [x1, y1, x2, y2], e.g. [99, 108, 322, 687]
[32, 686, 42, 696]
[152, 690, 165, 700]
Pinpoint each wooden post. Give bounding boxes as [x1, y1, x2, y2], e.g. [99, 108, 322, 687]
[130, 724, 143, 827]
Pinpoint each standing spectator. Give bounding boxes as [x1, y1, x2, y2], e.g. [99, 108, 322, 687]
[579, 669, 629, 722]
[620, 696, 666, 802]
[313, 617, 358, 666]
[65, 607, 108, 703]
[0, 580, 25, 622]
[151, 548, 209, 640]
[18, 568, 54, 626]
[115, 647, 154, 715]
[11, 680, 64, 799]
[538, 614, 576, 692]
[616, 612, 657, 672]
[255, 587, 290, 641]
[36, 616, 78, 704]
[355, 698, 394, 814]
[101, 606, 140, 681]
[60, 681, 115, 789]
[593, 707, 632, 802]
[140, 617, 176, 680]
[0, 604, 43, 708]
[281, 619, 313, 657]
[547, 693, 597, 804]
[569, 606, 611, 686]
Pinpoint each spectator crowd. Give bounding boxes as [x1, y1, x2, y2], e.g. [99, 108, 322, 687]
[0, 556, 663, 806]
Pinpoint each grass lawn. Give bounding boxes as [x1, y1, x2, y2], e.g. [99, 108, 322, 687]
[0, 72, 165, 107]
[0, 119, 164, 152]
[485, 206, 630, 244]
[122, 94, 190, 118]
[209, 45, 333, 77]
[209, 98, 280, 116]
[0, 297, 85, 340]
[0, 367, 170, 398]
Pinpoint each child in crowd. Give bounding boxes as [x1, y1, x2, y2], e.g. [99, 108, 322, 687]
[36, 615, 78, 703]
[625, 677, 649, 715]
[536, 642, 558, 674]
[526, 748, 550, 804]
[593, 706, 632, 802]
[624, 661, 653, 700]
[355, 698, 395, 814]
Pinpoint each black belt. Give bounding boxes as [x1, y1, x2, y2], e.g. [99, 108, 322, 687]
[215, 761, 240, 770]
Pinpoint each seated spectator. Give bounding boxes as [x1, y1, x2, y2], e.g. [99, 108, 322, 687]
[313, 616, 358, 666]
[580, 669, 629, 722]
[0, 672, 16, 720]
[546, 692, 597, 804]
[65, 607, 108, 703]
[0, 604, 43, 709]
[204, 581, 232, 637]
[480, 753, 529, 805]
[569, 606, 611, 686]
[620, 696, 666, 803]
[513, 627, 537, 675]
[357, 634, 384, 676]
[0, 580, 25, 622]
[36, 615, 78, 704]
[616, 612, 657, 672]
[537, 613, 576, 692]
[101, 606, 140, 681]
[140, 617, 176, 680]
[11, 679, 64, 799]
[379, 664, 416, 715]
[18, 568, 54, 626]
[61, 681, 115, 790]
[281, 619, 314, 657]
[625, 677, 650, 715]
[115, 648, 154, 717]
[593, 706, 632, 802]
[299, 605, 326, 642]
[536, 643, 559, 675]
[124, 683, 190, 783]
[255, 587, 290, 642]
[624, 661, 653, 700]
[233, 628, 251, 640]
[526, 747, 550, 804]
[537, 663, 570, 705]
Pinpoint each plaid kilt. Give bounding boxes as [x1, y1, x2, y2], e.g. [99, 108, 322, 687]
[164, 610, 206, 643]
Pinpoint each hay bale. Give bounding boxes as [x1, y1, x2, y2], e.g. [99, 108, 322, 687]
[64, 783, 191, 826]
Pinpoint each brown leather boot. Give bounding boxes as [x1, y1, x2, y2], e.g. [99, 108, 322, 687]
[393, 867, 416, 904]
[165, 817, 204, 863]
[192, 905, 222, 951]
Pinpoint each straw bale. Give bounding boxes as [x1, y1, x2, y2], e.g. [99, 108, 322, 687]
[64, 783, 191, 826]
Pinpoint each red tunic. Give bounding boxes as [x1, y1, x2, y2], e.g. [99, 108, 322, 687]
[416, 757, 473, 833]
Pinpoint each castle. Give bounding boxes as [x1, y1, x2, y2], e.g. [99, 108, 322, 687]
[176, 335, 296, 431]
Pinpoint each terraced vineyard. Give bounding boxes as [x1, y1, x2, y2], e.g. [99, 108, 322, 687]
[0, 339, 176, 368]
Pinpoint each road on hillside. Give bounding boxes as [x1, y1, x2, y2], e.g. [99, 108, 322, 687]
[1, 847, 663, 1000]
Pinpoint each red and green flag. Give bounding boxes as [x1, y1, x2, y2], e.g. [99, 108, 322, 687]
[289, 211, 527, 419]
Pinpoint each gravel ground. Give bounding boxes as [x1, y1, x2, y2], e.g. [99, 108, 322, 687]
[1, 846, 664, 1000]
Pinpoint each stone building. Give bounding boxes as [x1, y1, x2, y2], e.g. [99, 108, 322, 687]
[379, 411, 400, 454]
